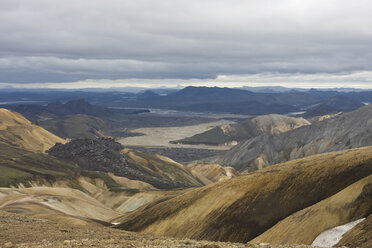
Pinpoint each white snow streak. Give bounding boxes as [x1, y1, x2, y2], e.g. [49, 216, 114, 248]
[311, 218, 365, 247]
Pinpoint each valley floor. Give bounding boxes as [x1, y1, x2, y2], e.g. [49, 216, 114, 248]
[118, 120, 234, 149]
[0, 211, 316, 248]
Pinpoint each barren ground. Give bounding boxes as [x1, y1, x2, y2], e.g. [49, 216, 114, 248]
[118, 120, 234, 149]
[0, 211, 315, 248]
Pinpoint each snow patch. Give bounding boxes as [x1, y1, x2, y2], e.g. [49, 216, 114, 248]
[226, 171, 232, 178]
[311, 218, 365, 247]
[111, 222, 120, 225]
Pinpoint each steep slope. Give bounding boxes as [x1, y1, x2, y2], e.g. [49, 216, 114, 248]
[207, 104, 372, 171]
[0, 108, 65, 152]
[187, 163, 240, 183]
[48, 138, 205, 189]
[116, 146, 372, 242]
[0, 142, 81, 188]
[121, 148, 205, 188]
[252, 174, 372, 245]
[337, 213, 372, 247]
[174, 114, 310, 146]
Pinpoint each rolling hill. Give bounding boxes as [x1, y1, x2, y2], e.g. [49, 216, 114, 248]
[0, 110, 201, 226]
[337, 213, 372, 247]
[187, 163, 240, 183]
[174, 114, 310, 146]
[115, 146, 372, 243]
[0, 108, 66, 153]
[207, 104, 372, 171]
[252, 174, 372, 245]
[40, 114, 112, 139]
[1, 107, 371, 247]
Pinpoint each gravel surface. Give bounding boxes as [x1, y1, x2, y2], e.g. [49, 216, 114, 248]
[0, 211, 317, 248]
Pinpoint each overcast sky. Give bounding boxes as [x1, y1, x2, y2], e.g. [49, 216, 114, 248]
[1, 0, 372, 89]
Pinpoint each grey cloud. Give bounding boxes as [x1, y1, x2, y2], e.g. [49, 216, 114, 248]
[1, 0, 372, 84]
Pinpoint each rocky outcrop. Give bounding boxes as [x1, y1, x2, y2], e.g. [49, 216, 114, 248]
[48, 138, 204, 189]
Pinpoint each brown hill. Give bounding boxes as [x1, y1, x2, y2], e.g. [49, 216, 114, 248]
[252, 174, 372, 245]
[121, 148, 205, 188]
[187, 163, 240, 183]
[0, 108, 65, 153]
[40, 114, 111, 139]
[0, 187, 121, 225]
[116, 146, 372, 243]
[337, 213, 372, 247]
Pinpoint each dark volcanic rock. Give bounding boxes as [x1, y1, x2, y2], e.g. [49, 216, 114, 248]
[48, 138, 194, 189]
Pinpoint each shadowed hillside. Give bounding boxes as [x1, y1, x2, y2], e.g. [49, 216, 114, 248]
[116, 146, 372, 243]
[39, 114, 112, 139]
[337, 213, 372, 247]
[252, 174, 372, 245]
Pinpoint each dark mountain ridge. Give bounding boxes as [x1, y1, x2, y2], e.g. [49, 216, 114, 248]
[325, 95, 365, 111]
[301, 104, 339, 118]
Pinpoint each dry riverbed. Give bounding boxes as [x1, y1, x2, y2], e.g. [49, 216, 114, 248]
[119, 120, 234, 150]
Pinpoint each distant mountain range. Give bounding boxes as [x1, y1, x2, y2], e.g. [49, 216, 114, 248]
[1, 86, 372, 116]
[130, 86, 370, 115]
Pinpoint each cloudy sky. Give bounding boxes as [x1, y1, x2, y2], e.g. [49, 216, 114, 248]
[1, 0, 372, 89]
